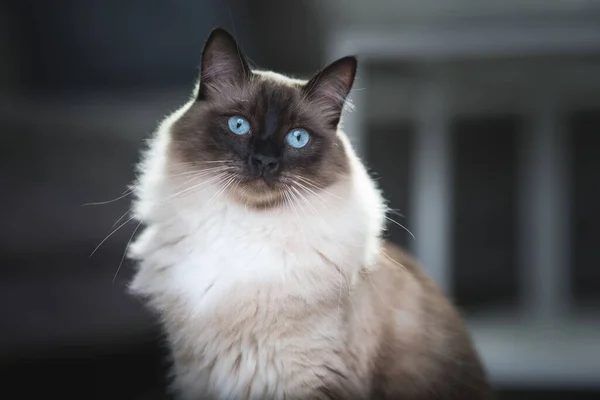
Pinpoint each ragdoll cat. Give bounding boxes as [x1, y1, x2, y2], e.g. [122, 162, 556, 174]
[128, 28, 491, 399]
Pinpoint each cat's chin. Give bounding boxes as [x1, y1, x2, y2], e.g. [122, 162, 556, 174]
[231, 177, 285, 209]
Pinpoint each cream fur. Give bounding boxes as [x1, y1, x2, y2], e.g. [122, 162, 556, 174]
[129, 73, 386, 399]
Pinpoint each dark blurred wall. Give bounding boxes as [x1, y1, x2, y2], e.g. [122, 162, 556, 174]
[0, 1, 20, 93]
[245, 0, 325, 76]
[7, 0, 247, 92]
[5, 0, 322, 94]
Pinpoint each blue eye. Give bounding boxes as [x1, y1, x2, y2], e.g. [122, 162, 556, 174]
[285, 129, 310, 149]
[228, 116, 251, 135]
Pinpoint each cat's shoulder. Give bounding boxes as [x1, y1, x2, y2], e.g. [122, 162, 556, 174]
[372, 241, 464, 326]
[367, 242, 491, 400]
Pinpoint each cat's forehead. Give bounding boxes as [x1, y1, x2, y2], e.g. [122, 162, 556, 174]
[224, 71, 309, 118]
[252, 70, 307, 87]
[250, 72, 305, 106]
[205, 70, 319, 125]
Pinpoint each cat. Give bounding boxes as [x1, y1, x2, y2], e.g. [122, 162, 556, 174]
[128, 28, 491, 399]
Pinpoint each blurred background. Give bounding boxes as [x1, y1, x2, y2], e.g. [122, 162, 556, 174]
[1, 0, 599, 398]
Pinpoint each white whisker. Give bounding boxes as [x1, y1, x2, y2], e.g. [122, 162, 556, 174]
[166, 171, 230, 201]
[289, 185, 334, 233]
[287, 186, 308, 218]
[112, 206, 134, 229]
[384, 216, 415, 240]
[292, 180, 328, 206]
[203, 174, 236, 211]
[169, 160, 234, 167]
[290, 186, 317, 216]
[90, 215, 136, 258]
[284, 186, 308, 250]
[381, 250, 408, 272]
[295, 175, 343, 200]
[365, 269, 387, 308]
[83, 187, 136, 206]
[85, 162, 233, 209]
[94, 170, 233, 257]
[169, 165, 235, 179]
[111, 172, 219, 229]
[113, 220, 143, 283]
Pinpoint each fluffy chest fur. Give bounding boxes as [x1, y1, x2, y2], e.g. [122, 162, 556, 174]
[129, 164, 383, 399]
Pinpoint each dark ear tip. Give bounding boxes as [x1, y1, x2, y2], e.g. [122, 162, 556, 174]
[206, 27, 236, 43]
[333, 56, 357, 84]
[328, 56, 358, 79]
[338, 56, 357, 68]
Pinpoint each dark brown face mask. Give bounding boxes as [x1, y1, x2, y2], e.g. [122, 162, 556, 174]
[169, 28, 357, 208]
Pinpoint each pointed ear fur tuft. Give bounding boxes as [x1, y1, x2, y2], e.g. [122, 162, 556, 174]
[197, 28, 250, 101]
[302, 56, 357, 128]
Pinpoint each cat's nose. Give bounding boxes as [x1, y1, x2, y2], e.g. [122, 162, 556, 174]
[249, 154, 280, 177]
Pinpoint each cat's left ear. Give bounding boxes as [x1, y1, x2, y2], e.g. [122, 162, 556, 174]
[197, 28, 251, 101]
[302, 56, 357, 129]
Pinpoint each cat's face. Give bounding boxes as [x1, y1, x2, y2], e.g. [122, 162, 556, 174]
[169, 28, 356, 208]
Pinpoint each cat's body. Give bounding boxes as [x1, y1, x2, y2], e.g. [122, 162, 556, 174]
[128, 29, 490, 399]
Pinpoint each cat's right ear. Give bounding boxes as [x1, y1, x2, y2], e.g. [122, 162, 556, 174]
[302, 56, 357, 129]
[197, 28, 250, 101]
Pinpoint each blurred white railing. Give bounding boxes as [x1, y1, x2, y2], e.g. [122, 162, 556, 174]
[322, 0, 600, 27]
[327, 23, 600, 388]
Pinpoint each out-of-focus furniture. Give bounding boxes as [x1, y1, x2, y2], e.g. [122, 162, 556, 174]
[322, 0, 600, 389]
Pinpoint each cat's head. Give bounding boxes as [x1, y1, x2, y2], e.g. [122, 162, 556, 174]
[168, 28, 356, 209]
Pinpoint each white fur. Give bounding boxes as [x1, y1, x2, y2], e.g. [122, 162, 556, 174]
[129, 74, 386, 399]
